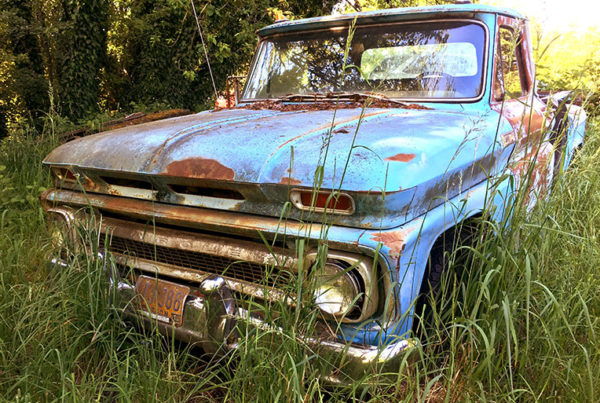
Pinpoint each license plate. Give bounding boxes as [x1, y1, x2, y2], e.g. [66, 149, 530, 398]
[135, 276, 190, 327]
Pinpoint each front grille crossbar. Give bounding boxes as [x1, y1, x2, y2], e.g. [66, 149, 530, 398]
[96, 216, 298, 290]
[100, 233, 294, 288]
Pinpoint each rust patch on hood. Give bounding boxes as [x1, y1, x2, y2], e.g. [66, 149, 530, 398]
[164, 158, 235, 180]
[385, 153, 416, 163]
[280, 177, 302, 185]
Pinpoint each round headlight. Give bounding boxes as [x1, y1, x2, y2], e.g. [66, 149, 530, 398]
[313, 261, 361, 318]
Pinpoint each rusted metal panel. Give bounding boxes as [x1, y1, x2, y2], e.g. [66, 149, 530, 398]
[244, 99, 430, 111]
[370, 225, 419, 262]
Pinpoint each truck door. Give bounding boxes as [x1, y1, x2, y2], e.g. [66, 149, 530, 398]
[492, 16, 553, 209]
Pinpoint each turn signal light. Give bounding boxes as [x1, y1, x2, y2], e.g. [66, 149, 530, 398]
[290, 189, 355, 215]
[52, 167, 79, 183]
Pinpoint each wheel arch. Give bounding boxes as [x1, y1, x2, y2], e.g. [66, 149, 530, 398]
[409, 209, 485, 332]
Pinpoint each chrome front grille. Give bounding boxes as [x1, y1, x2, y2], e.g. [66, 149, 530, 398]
[99, 233, 294, 289]
[43, 206, 379, 324]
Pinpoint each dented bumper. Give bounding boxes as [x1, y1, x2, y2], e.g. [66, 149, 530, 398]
[110, 271, 418, 383]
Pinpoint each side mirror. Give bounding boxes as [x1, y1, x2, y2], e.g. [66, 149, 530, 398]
[228, 75, 245, 105]
[214, 75, 246, 109]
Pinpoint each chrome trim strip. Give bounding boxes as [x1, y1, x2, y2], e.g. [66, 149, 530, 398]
[112, 253, 292, 304]
[46, 206, 76, 226]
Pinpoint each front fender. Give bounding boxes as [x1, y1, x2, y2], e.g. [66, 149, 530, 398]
[344, 175, 513, 345]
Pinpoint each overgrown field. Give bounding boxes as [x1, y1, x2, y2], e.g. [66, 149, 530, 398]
[0, 118, 599, 401]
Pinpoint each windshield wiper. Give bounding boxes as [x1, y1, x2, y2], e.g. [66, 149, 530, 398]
[324, 91, 412, 107]
[278, 93, 328, 101]
[276, 92, 414, 108]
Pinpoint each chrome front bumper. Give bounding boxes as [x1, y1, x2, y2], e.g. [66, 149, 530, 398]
[111, 272, 418, 383]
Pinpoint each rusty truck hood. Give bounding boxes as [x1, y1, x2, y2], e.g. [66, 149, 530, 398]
[44, 107, 501, 190]
[44, 106, 507, 228]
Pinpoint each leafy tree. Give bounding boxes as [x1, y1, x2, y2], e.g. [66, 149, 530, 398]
[1, 0, 110, 126]
[103, 0, 331, 111]
[0, 0, 48, 134]
[58, 0, 109, 119]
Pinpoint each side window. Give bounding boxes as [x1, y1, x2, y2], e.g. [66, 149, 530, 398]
[494, 27, 526, 100]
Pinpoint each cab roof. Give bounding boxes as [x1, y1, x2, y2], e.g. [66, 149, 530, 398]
[257, 4, 525, 37]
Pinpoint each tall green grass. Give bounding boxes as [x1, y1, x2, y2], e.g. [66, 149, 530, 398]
[0, 117, 598, 401]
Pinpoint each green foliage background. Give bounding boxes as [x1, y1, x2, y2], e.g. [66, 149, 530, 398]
[0, 0, 598, 132]
[0, 0, 332, 135]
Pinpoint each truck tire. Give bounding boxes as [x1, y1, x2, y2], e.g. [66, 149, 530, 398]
[412, 232, 455, 336]
[412, 222, 479, 337]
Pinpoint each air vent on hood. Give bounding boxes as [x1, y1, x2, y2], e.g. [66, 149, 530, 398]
[101, 176, 153, 190]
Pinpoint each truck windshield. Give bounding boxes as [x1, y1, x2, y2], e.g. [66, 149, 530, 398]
[243, 21, 486, 101]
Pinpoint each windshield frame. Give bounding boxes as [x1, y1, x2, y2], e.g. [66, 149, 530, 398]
[240, 18, 490, 104]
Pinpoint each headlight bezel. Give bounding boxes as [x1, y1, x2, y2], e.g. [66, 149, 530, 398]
[46, 207, 79, 256]
[312, 260, 363, 318]
[307, 250, 379, 323]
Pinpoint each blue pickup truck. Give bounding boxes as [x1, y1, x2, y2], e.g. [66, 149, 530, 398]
[40, 4, 586, 382]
